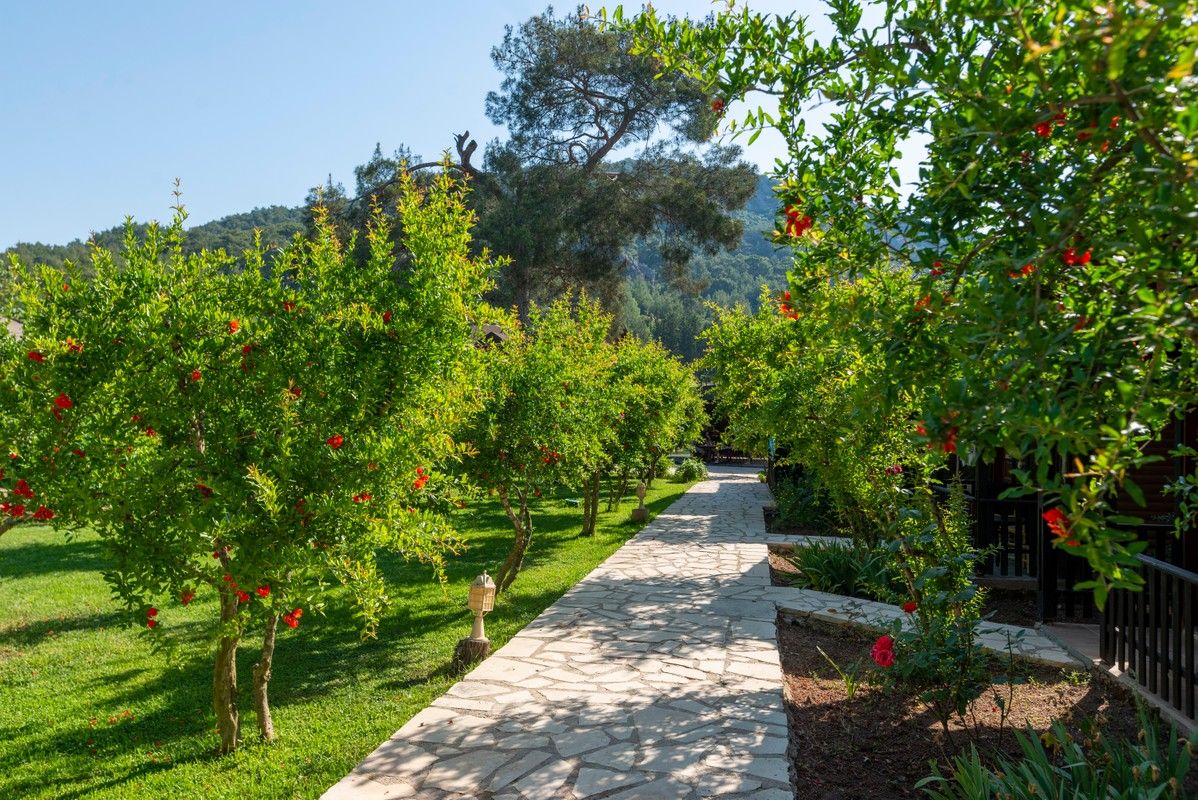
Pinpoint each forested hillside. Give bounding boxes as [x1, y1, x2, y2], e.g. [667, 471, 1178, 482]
[2, 180, 787, 360]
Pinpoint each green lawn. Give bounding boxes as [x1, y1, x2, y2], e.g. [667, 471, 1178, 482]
[0, 479, 694, 800]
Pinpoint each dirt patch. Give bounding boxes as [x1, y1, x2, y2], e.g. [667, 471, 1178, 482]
[776, 614, 1193, 799]
[980, 587, 1039, 627]
[768, 549, 802, 586]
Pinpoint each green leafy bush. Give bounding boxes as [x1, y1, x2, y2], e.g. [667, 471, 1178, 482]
[786, 540, 898, 600]
[673, 457, 707, 482]
[772, 470, 840, 533]
[919, 712, 1195, 800]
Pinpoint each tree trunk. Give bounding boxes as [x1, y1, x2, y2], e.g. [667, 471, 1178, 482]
[606, 469, 630, 512]
[213, 588, 241, 754]
[581, 471, 601, 536]
[495, 486, 532, 593]
[646, 458, 657, 489]
[0, 517, 21, 539]
[252, 614, 278, 743]
[515, 281, 532, 326]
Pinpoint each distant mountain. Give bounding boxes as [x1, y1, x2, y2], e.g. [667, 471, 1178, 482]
[2, 205, 307, 273]
[2, 181, 788, 361]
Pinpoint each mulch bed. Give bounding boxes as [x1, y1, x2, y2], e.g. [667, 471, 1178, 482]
[775, 614, 1196, 799]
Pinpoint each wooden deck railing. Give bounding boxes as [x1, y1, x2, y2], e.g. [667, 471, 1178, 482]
[1101, 554, 1198, 721]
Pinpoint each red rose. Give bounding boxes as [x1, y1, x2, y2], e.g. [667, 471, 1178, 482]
[901, 601, 918, 613]
[27, 351, 44, 363]
[191, 369, 202, 382]
[870, 635, 895, 668]
[32, 505, 54, 521]
[228, 320, 240, 333]
[326, 435, 344, 449]
[255, 586, 270, 598]
[54, 393, 74, 410]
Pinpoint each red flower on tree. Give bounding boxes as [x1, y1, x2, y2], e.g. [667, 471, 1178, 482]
[228, 320, 240, 333]
[196, 483, 213, 498]
[255, 586, 271, 598]
[146, 619, 157, 629]
[13, 479, 35, 499]
[54, 393, 74, 410]
[282, 607, 303, 629]
[930, 261, 945, 276]
[236, 590, 250, 603]
[382, 310, 393, 324]
[191, 369, 202, 382]
[784, 205, 814, 237]
[711, 98, 725, 115]
[1043, 507, 1069, 538]
[7, 504, 26, 517]
[181, 589, 196, 606]
[326, 435, 344, 449]
[901, 601, 918, 613]
[27, 351, 44, 363]
[32, 505, 54, 521]
[1062, 247, 1092, 266]
[1033, 121, 1052, 137]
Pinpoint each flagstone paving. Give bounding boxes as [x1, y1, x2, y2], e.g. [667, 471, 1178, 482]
[322, 467, 1082, 800]
[322, 467, 794, 800]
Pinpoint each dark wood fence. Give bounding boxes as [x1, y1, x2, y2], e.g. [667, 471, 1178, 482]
[1101, 554, 1198, 721]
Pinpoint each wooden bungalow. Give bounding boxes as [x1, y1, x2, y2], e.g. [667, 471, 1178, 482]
[967, 409, 1198, 722]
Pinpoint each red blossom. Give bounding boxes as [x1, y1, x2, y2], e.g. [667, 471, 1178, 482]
[228, 320, 240, 333]
[283, 301, 295, 312]
[1042, 507, 1069, 538]
[901, 601, 918, 613]
[242, 344, 252, 355]
[784, 205, 814, 237]
[914, 294, 931, 311]
[382, 310, 393, 324]
[870, 635, 895, 668]
[1109, 115, 1121, 129]
[1033, 121, 1052, 137]
[191, 369, 202, 382]
[236, 590, 250, 603]
[711, 98, 725, 115]
[326, 435, 344, 449]
[66, 338, 83, 353]
[292, 608, 302, 619]
[8, 504, 26, 517]
[884, 464, 903, 476]
[196, 483, 213, 498]
[144, 427, 157, 438]
[146, 619, 157, 629]
[13, 479, 34, 499]
[291, 386, 301, 397]
[32, 505, 54, 521]
[27, 351, 44, 363]
[72, 449, 86, 458]
[181, 589, 195, 606]
[282, 614, 298, 629]
[147, 607, 158, 618]
[255, 586, 270, 598]
[930, 261, 945, 276]
[942, 427, 958, 454]
[1053, 112, 1067, 126]
[54, 393, 74, 410]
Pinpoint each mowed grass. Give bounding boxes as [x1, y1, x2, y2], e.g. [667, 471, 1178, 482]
[0, 479, 694, 800]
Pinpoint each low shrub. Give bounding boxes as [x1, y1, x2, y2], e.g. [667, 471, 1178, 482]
[772, 470, 841, 533]
[673, 457, 707, 482]
[786, 540, 900, 600]
[919, 711, 1195, 799]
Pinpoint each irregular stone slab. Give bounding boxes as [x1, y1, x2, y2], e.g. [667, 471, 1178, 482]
[321, 467, 794, 800]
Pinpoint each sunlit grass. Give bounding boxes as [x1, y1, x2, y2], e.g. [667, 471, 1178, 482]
[0, 478, 693, 800]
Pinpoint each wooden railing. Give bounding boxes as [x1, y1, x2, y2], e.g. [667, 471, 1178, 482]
[973, 497, 1039, 578]
[1101, 554, 1198, 721]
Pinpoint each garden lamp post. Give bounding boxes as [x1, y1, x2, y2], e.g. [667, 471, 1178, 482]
[453, 572, 496, 670]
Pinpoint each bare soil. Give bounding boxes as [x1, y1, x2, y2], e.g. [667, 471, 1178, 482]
[775, 615, 1195, 799]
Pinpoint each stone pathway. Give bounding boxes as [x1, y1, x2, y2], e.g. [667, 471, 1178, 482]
[322, 467, 793, 800]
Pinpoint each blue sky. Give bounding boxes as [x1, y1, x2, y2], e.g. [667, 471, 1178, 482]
[1, 1, 851, 248]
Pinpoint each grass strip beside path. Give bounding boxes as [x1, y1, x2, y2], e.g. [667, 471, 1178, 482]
[0, 479, 693, 800]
